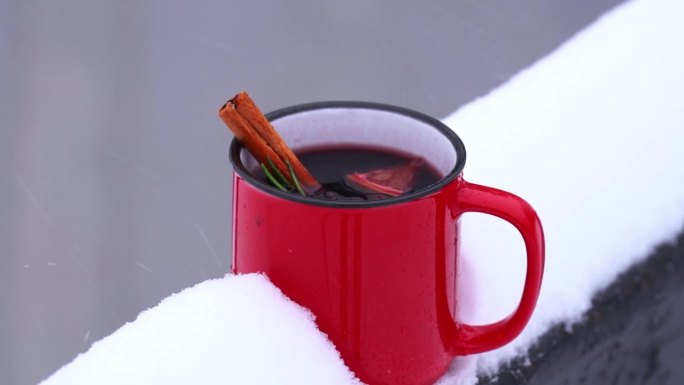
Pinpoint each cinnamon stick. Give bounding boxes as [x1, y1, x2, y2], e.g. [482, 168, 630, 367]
[232, 92, 319, 191]
[219, 101, 289, 177]
[219, 92, 320, 194]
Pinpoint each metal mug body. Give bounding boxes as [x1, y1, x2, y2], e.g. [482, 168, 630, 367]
[230, 102, 544, 385]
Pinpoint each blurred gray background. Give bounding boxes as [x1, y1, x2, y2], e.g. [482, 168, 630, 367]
[1, 1, 622, 384]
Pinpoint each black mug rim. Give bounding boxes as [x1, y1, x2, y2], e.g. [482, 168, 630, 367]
[229, 101, 467, 208]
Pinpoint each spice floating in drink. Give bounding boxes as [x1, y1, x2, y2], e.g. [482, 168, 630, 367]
[344, 158, 426, 197]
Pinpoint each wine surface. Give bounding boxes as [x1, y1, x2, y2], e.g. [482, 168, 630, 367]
[255, 145, 442, 201]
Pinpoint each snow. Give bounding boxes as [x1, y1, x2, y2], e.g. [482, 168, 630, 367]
[438, 0, 684, 382]
[41, 0, 684, 384]
[42, 274, 361, 385]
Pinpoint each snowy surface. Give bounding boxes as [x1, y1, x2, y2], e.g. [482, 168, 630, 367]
[42, 0, 684, 384]
[439, 0, 684, 382]
[41, 274, 361, 385]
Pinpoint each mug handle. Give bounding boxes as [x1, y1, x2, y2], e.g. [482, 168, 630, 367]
[449, 180, 545, 355]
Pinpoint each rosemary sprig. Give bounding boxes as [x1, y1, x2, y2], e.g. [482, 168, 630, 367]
[287, 161, 306, 196]
[261, 163, 287, 191]
[267, 158, 292, 190]
[260, 158, 306, 196]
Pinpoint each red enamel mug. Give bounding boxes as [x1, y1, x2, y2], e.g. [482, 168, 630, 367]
[230, 102, 544, 385]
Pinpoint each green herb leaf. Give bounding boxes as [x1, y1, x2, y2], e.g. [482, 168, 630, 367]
[267, 158, 292, 190]
[261, 163, 288, 192]
[286, 161, 306, 196]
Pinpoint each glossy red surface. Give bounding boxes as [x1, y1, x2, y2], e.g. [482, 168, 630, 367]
[232, 173, 544, 385]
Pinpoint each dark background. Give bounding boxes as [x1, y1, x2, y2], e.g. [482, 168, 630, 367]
[1, 1, 625, 384]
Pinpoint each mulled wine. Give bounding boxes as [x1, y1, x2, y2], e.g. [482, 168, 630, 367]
[254, 145, 442, 201]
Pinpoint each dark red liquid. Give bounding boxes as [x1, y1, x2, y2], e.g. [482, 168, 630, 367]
[255, 145, 443, 201]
